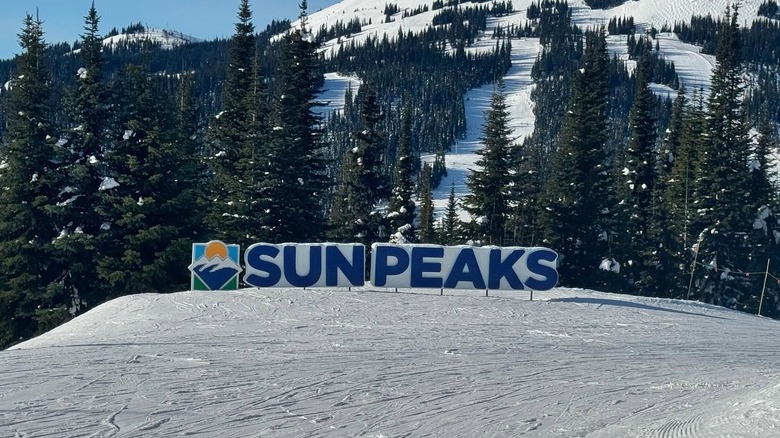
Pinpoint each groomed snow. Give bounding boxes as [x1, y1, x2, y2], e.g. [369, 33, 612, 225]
[423, 36, 542, 222]
[3, 287, 780, 436]
[314, 72, 362, 116]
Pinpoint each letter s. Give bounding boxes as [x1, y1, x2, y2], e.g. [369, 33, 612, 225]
[524, 249, 559, 291]
[244, 244, 281, 287]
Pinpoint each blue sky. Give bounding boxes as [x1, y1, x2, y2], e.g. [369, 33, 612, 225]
[0, 0, 339, 60]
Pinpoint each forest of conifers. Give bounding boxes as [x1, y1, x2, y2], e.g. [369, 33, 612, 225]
[1, 0, 780, 349]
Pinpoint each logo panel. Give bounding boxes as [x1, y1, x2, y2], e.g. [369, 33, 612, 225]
[189, 241, 242, 290]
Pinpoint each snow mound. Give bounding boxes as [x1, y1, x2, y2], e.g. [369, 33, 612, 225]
[4, 287, 780, 436]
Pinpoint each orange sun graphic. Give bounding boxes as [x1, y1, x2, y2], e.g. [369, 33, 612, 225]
[204, 241, 229, 260]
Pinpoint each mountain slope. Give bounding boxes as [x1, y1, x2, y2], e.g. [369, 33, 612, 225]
[3, 287, 780, 436]
[308, 0, 760, 220]
[101, 28, 202, 50]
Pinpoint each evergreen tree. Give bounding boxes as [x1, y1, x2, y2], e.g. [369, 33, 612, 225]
[540, 28, 613, 290]
[622, 44, 659, 294]
[207, 0, 264, 247]
[174, 72, 208, 253]
[654, 86, 690, 298]
[0, 15, 60, 348]
[507, 141, 544, 246]
[746, 106, 780, 313]
[750, 105, 778, 216]
[417, 164, 436, 243]
[328, 83, 388, 244]
[51, 2, 111, 319]
[387, 108, 416, 243]
[464, 82, 513, 245]
[694, 5, 755, 309]
[260, 1, 328, 242]
[670, 88, 707, 257]
[439, 181, 461, 245]
[96, 64, 200, 296]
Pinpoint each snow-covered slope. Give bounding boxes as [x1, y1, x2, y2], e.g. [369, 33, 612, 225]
[69, 28, 201, 54]
[301, 0, 763, 61]
[3, 287, 780, 436]
[304, 0, 763, 220]
[305, 0, 763, 38]
[102, 28, 202, 50]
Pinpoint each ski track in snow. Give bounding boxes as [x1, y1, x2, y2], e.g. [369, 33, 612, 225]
[315, 72, 362, 116]
[3, 288, 780, 437]
[424, 35, 542, 222]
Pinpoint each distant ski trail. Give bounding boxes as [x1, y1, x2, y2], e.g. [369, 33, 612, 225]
[427, 34, 542, 221]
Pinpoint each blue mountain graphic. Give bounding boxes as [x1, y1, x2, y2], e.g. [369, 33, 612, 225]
[193, 260, 240, 290]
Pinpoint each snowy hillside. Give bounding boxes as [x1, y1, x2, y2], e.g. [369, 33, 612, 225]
[304, 0, 763, 40]
[3, 287, 780, 436]
[102, 28, 202, 50]
[306, 0, 756, 220]
[69, 27, 201, 54]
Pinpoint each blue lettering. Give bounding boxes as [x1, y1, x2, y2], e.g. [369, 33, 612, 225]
[283, 246, 321, 287]
[410, 246, 443, 288]
[244, 244, 281, 287]
[488, 249, 524, 290]
[525, 249, 559, 290]
[325, 245, 365, 286]
[444, 248, 485, 289]
[373, 245, 409, 287]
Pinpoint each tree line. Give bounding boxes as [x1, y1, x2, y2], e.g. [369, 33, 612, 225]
[463, 4, 780, 320]
[1, 0, 779, 349]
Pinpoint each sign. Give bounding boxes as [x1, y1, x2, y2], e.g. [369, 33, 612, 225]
[244, 243, 365, 288]
[371, 244, 558, 290]
[189, 242, 559, 292]
[189, 240, 242, 291]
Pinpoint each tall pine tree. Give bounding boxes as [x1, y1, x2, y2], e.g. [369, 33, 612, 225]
[387, 108, 416, 243]
[328, 83, 388, 244]
[464, 82, 513, 245]
[540, 28, 613, 290]
[0, 15, 60, 347]
[51, 2, 111, 319]
[622, 44, 659, 294]
[207, 0, 266, 247]
[96, 64, 200, 296]
[694, 5, 756, 309]
[655, 86, 691, 298]
[260, 0, 328, 242]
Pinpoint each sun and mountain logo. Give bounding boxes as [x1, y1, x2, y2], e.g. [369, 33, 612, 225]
[189, 240, 242, 291]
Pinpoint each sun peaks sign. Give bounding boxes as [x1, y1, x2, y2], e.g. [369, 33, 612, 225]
[189, 242, 558, 292]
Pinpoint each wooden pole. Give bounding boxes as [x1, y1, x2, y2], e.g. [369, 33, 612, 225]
[759, 258, 770, 316]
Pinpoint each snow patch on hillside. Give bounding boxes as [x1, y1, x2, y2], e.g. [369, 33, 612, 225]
[567, 0, 761, 31]
[314, 72, 362, 116]
[424, 37, 542, 222]
[655, 32, 716, 94]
